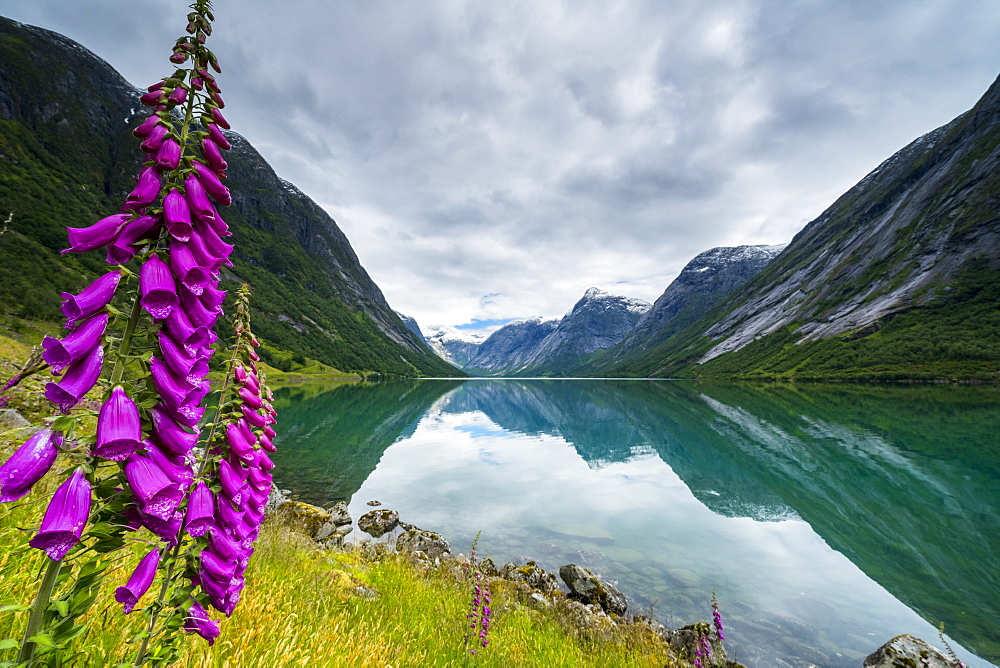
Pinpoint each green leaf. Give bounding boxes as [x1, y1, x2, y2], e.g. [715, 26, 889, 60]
[0, 639, 18, 650]
[51, 600, 69, 617]
[26, 633, 59, 649]
[0, 605, 30, 613]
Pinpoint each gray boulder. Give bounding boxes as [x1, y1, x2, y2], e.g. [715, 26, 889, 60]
[316, 501, 353, 540]
[864, 634, 953, 667]
[396, 528, 451, 558]
[0, 409, 29, 431]
[358, 508, 399, 538]
[499, 561, 560, 594]
[558, 563, 627, 616]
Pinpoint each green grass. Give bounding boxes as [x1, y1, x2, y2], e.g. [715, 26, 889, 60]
[0, 467, 682, 667]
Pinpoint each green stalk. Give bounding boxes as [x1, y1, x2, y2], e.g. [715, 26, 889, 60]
[110, 289, 146, 386]
[17, 558, 63, 664]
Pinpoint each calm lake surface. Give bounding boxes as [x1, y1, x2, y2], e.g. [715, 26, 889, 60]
[270, 379, 999, 667]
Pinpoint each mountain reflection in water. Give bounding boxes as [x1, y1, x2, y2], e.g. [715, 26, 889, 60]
[270, 379, 999, 668]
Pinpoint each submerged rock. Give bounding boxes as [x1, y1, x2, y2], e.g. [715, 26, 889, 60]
[864, 634, 953, 667]
[559, 563, 627, 616]
[358, 508, 399, 538]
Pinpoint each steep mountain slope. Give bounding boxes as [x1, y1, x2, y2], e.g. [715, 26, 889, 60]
[0, 16, 461, 377]
[465, 289, 650, 376]
[603, 73, 1000, 380]
[464, 317, 558, 374]
[422, 325, 485, 368]
[594, 245, 785, 372]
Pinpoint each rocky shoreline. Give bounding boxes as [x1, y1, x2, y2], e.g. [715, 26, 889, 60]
[268, 489, 965, 668]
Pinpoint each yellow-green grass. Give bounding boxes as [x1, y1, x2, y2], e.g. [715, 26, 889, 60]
[1, 449, 681, 667]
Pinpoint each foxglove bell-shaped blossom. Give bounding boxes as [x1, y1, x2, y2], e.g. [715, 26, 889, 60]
[191, 161, 231, 205]
[258, 434, 276, 453]
[184, 173, 216, 222]
[140, 89, 166, 107]
[28, 468, 91, 560]
[167, 85, 188, 105]
[183, 598, 220, 644]
[0, 428, 62, 503]
[162, 305, 209, 356]
[150, 358, 210, 423]
[214, 493, 244, 530]
[125, 454, 183, 520]
[163, 188, 193, 242]
[185, 231, 224, 272]
[168, 240, 210, 295]
[206, 122, 231, 150]
[133, 114, 162, 139]
[94, 385, 143, 461]
[60, 271, 120, 329]
[107, 214, 162, 264]
[225, 422, 256, 463]
[200, 284, 227, 309]
[201, 550, 238, 584]
[195, 219, 234, 264]
[199, 139, 228, 174]
[125, 166, 162, 210]
[179, 288, 219, 328]
[210, 107, 230, 129]
[203, 204, 232, 237]
[263, 424, 276, 440]
[156, 136, 182, 171]
[45, 344, 104, 414]
[140, 123, 169, 152]
[186, 482, 215, 537]
[42, 314, 108, 374]
[146, 443, 193, 486]
[238, 387, 263, 410]
[63, 213, 130, 254]
[217, 458, 248, 508]
[157, 331, 201, 380]
[149, 405, 199, 455]
[115, 547, 161, 614]
[241, 404, 266, 428]
[138, 508, 184, 546]
[139, 253, 178, 319]
[247, 466, 271, 490]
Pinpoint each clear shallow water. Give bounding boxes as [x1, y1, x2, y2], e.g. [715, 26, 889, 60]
[270, 379, 1000, 667]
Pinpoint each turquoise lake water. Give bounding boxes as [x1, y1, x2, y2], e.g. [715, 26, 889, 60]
[270, 379, 999, 667]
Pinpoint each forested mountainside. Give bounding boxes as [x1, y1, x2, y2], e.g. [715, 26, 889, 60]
[0, 16, 462, 377]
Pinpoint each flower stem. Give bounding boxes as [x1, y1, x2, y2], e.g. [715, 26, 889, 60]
[132, 552, 179, 666]
[110, 290, 145, 386]
[17, 557, 63, 663]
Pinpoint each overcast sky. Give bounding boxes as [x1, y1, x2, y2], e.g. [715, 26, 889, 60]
[4, 1, 1000, 336]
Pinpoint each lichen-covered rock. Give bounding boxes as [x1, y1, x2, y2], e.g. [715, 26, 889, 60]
[265, 486, 291, 515]
[277, 500, 332, 537]
[327, 500, 352, 526]
[316, 501, 353, 540]
[357, 508, 399, 538]
[500, 560, 560, 594]
[668, 623, 734, 667]
[396, 528, 450, 558]
[864, 634, 953, 667]
[558, 563, 627, 616]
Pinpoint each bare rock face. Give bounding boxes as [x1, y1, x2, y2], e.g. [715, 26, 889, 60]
[558, 563, 627, 616]
[864, 634, 954, 667]
[357, 508, 399, 538]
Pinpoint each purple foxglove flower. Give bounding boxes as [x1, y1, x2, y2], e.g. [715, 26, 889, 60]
[115, 547, 161, 614]
[28, 468, 91, 561]
[209, 107, 230, 130]
[107, 214, 162, 264]
[240, 374, 261, 397]
[214, 494, 244, 530]
[218, 459, 249, 508]
[195, 219, 234, 264]
[184, 173, 216, 223]
[169, 52, 187, 64]
[140, 90, 166, 107]
[263, 425, 276, 440]
[183, 599, 220, 645]
[125, 454, 183, 521]
[200, 284, 227, 309]
[140, 123, 169, 152]
[149, 405, 199, 456]
[225, 423, 256, 464]
[146, 442, 193, 487]
[190, 76, 203, 90]
[159, 397, 206, 428]
[157, 331, 203, 381]
[162, 305, 209, 356]
[156, 137, 182, 171]
[133, 115, 162, 139]
[257, 450, 275, 471]
[191, 161, 231, 205]
[201, 550, 238, 584]
[235, 419, 256, 447]
[150, 356, 201, 407]
[60, 271, 120, 329]
[238, 387, 263, 410]
[199, 140, 228, 175]
[205, 526, 242, 561]
[0, 428, 62, 503]
[94, 386, 143, 461]
[233, 364, 248, 384]
[139, 508, 184, 546]
[241, 405, 266, 429]
[44, 344, 104, 414]
[206, 122, 231, 150]
[125, 166, 162, 209]
[186, 482, 215, 537]
[248, 487, 269, 514]
[139, 253, 178, 319]
[210, 91, 225, 108]
[179, 289, 219, 328]
[168, 239, 210, 295]
[185, 228, 224, 272]
[258, 435, 276, 454]
[62, 213, 130, 254]
[42, 313, 108, 374]
[167, 86, 188, 105]
[247, 466, 271, 491]
[163, 188, 192, 242]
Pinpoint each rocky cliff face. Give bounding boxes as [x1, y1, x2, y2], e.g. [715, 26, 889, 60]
[465, 317, 559, 373]
[422, 326, 485, 368]
[610, 245, 785, 362]
[466, 289, 650, 376]
[697, 75, 1000, 363]
[0, 16, 461, 377]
